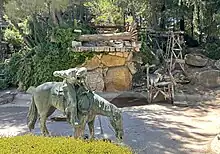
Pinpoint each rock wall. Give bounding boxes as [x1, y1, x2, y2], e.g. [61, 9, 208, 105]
[184, 53, 220, 88]
[82, 52, 136, 92]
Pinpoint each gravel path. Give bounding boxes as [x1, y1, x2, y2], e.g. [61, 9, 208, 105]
[0, 97, 220, 154]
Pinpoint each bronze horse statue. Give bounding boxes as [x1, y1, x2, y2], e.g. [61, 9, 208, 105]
[27, 67, 124, 140]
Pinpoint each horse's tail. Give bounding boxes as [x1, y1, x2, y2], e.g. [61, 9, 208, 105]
[27, 96, 38, 131]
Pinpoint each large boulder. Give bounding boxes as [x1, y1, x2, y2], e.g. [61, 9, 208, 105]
[85, 68, 104, 92]
[214, 59, 220, 70]
[82, 55, 101, 70]
[104, 67, 132, 92]
[197, 70, 220, 88]
[101, 54, 126, 67]
[185, 54, 208, 67]
[0, 91, 17, 105]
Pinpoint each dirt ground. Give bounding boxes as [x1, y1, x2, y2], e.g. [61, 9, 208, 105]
[122, 101, 220, 154]
[0, 89, 220, 154]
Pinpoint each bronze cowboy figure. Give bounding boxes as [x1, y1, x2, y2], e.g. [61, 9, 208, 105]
[27, 67, 124, 141]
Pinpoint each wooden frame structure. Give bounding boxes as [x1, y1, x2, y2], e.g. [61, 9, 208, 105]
[165, 31, 186, 85]
[145, 29, 186, 85]
[143, 30, 187, 103]
[145, 63, 174, 104]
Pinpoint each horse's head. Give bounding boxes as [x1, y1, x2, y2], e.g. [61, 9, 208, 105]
[53, 67, 87, 84]
[110, 110, 124, 141]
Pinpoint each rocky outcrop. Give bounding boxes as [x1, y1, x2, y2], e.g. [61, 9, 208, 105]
[196, 70, 220, 88]
[85, 68, 104, 92]
[214, 59, 220, 70]
[82, 52, 136, 92]
[104, 67, 132, 92]
[101, 54, 126, 67]
[0, 91, 17, 105]
[185, 54, 208, 67]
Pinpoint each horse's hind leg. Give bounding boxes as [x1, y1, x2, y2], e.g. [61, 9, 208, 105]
[47, 107, 56, 118]
[39, 113, 50, 136]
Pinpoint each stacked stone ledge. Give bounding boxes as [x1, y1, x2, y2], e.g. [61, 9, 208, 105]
[81, 51, 136, 92]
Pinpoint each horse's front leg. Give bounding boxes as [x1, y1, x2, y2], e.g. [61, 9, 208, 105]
[73, 115, 87, 139]
[74, 126, 81, 138]
[88, 118, 95, 139]
[79, 115, 87, 138]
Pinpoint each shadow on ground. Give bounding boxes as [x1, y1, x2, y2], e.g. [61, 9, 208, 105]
[122, 101, 220, 154]
[0, 96, 220, 154]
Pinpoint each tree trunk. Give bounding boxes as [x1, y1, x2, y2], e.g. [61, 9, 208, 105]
[191, 6, 194, 38]
[51, 8, 58, 25]
[149, 0, 158, 29]
[160, 0, 166, 30]
[180, 17, 185, 31]
[180, 0, 185, 31]
[197, 4, 202, 43]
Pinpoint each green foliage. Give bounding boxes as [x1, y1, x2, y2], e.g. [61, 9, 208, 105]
[0, 135, 132, 154]
[0, 63, 8, 89]
[3, 26, 23, 46]
[3, 0, 96, 90]
[0, 52, 24, 89]
[52, 27, 77, 48]
[201, 41, 220, 60]
[4, 0, 70, 22]
[16, 28, 93, 89]
[2, 24, 94, 90]
[4, 53, 23, 86]
[139, 32, 154, 64]
[84, 0, 123, 25]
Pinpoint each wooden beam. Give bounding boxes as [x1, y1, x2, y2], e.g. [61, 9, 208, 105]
[78, 32, 133, 42]
[73, 46, 133, 52]
[79, 22, 138, 42]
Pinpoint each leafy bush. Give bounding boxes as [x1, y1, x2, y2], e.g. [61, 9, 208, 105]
[139, 32, 155, 64]
[16, 45, 93, 90]
[4, 52, 23, 86]
[84, 0, 124, 25]
[202, 41, 220, 60]
[0, 63, 8, 89]
[3, 25, 94, 90]
[0, 52, 24, 90]
[0, 135, 132, 154]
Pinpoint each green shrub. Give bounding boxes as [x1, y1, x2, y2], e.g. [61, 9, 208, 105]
[0, 63, 8, 89]
[4, 52, 23, 86]
[202, 41, 220, 60]
[16, 46, 93, 90]
[4, 26, 94, 90]
[139, 32, 155, 64]
[0, 135, 132, 154]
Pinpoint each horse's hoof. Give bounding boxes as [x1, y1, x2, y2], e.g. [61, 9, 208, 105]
[102, 138, 111, 143]
[217, 135, 220, 140]
[83, 134, 89, 140]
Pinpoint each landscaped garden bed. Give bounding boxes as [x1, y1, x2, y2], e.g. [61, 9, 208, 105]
[0, 135, 132, 154]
